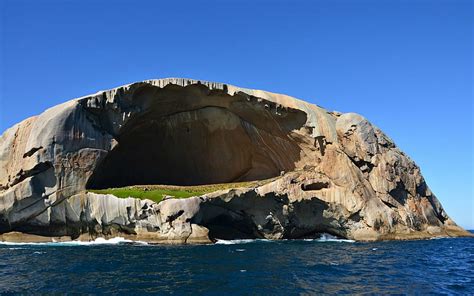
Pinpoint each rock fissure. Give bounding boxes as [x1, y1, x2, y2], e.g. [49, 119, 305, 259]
[22, 146, 43, 158]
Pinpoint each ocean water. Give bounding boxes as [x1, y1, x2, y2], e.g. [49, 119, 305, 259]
[0, 233, 473, 294]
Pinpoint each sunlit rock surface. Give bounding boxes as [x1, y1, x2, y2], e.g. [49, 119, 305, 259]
[0, 78, 470, 243]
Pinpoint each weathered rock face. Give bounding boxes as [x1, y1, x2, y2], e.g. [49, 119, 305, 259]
[0, 78, 470, 243]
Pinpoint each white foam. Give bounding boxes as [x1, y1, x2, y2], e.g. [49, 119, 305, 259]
[430, 236, 450, 240]
[214, 234, 354, 244]
[0, 237, 148, 246]
[53, 237, 135, 246]
[214, 239, 272, 245]
[304, 233, 355, 243]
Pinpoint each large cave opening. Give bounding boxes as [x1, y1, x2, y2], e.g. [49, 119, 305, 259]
[86, 101, 305, 189]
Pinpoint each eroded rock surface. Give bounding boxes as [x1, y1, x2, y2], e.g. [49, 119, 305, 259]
[0, 78, 470, 243]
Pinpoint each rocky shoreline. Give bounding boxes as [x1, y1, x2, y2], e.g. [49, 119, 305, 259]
[0, 78, 471, 243]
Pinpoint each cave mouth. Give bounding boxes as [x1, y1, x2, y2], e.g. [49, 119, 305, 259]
[205, 214, 259, 240]
[86, 105, 304, 189]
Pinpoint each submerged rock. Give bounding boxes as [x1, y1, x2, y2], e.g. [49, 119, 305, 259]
[0, 78, 470, 243]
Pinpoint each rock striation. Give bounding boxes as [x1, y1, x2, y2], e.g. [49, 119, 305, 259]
[0, 78, 470, 243]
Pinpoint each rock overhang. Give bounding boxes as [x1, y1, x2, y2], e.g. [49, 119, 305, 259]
[83, 80, 313, 188]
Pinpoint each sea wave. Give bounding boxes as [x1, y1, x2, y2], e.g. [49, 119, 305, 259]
[214, 234, 354, 244]
[304, 233, 355, 243]
[214, 239, 272, 245]
[429, 236, 451, 240]
[1, 234, 354, 247]
[0, 237, 148, 246]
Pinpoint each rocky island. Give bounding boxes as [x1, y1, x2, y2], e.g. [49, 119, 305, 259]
[0, 78, 470, 244]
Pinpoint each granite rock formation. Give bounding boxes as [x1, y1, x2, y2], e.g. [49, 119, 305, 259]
[0, 78, 470, 243]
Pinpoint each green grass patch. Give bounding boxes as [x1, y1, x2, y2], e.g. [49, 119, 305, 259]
[88, 178, 276, 204]
[88, 187, 205, 203]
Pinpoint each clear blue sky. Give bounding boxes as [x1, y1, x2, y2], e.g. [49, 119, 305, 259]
[1, 0, 472, 228]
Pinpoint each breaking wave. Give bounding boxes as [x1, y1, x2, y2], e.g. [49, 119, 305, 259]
[214, 239, 272, 245]
[0, 237, 148, 246]
[214, 234, 354, 245]
[304, 233, 355, 243]
[1, 234, 354, 247]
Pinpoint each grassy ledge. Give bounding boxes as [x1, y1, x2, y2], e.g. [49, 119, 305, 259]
[87, 178, 276, 204]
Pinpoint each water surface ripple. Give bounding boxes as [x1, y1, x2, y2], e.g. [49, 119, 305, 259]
[0, 233, 473, 294]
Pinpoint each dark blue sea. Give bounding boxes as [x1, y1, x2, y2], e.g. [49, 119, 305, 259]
[0, 232, 473, 295]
